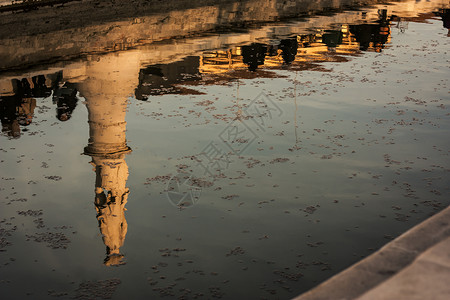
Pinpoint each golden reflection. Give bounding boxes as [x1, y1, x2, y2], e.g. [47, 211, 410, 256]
[66, 11, 392, 264]
[0, 2, 444, 266]
[197, 11, 392, 75]
[83, 96, 131, 266]
[90, 154, 130, 266]
[2, 0, 446, 73]
[78, 54, 138, 266]
[193, 12, 393, 84]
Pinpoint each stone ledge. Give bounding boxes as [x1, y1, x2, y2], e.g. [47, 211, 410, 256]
[357, 237, 450, 300]
[294, 206, 450, 300]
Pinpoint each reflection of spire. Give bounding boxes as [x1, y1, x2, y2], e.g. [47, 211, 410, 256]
[84, 95, 131, 265]
[84, 96, 131, 266]
[91, 155, 129, 266]
[78, 53, 138, 266]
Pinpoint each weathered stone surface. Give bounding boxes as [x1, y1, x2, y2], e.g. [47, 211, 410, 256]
[420, 238, 450, 269]
[389, 215, 450, 254]
[357, 237, 450, 300]
[294, 206, 450, 300]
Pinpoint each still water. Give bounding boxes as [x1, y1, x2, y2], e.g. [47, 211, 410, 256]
[0, 0, 449, 299]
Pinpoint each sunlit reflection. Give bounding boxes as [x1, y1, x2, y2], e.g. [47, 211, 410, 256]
[0, 0, 448, 298]
[78, 54, 138, 266]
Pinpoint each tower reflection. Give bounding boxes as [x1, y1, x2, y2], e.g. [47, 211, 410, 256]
[83, 94, 131, 266]
[78, 54, 139, 266]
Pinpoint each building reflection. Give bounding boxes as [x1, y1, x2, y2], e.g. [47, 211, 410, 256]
[350, 9, 391, 52]
[436, 8, 450, 35]
[0, 73, 78, 138]
[0, 5, 441, 265]
[241, 43, 268, 71]
[0, 76, 48, 138]
[77, 54, 138, 266]
[1, 8, 398, 114]
[83, 97, 131, 266]
[50, 71, 79, 122]
[135, 56, 202, 99]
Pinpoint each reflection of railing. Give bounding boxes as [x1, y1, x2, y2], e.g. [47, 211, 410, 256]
[198, 30, 384, 73]
[134, 20, 394, 97]
[0, 0, 80, 12]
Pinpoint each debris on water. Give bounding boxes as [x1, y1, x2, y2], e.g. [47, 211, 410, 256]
[144, 175, 172, 185]
[269, 158, 289, 164]
[0, 219, 17, 253]
[226, 247, 245, 256]
[6, 198, 27, 205]
[47, 290, 68, 297]
[26, 232, 70, 249]
[74, 278, 121, 299]
[17, 210, 43, 217]
[303, 205, 319, 214]
[221, 194, 239, 200]
[44, 176, 62, 181]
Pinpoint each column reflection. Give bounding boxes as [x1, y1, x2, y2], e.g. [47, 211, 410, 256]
[78, 54, 139, 266]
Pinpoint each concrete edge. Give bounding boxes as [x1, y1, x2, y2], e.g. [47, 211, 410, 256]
[356, 236, 450, 300]
[293, 205, 450, 300]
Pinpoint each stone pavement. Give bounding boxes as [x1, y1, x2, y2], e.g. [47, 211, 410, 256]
[294, 205, 450, 300]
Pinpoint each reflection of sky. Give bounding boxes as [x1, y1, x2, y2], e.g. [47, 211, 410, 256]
[0, 16, 449, 300]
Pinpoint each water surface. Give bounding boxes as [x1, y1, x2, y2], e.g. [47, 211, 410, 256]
[0, 1, 449, 299]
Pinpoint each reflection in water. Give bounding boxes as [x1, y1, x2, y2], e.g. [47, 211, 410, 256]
[241, 43, 268, 71]
[0, 0, 404, 70]
[279, 38, 298, 65]
[134, 10, 394, 97]
[135, 56, 202, 98]
[0, 73, 78, 138]
[0, 54, 137, 264]
[436, 8, 450, 35]
[83, 90, 131, 266]
[321, 30, 343, 51]
[0, 77, 44, 138]
[91, 153, 130, 266]
[79, 55, 136, 266]
[350, 9, 391, 52]
[0, 66, 134, 264]
[0, 1, 446, 270]
[54, 84, 78, 122]
[0, 0, 448, 298]
[0, 95, 21, 138]
[0, 8, 418, 112]
[51, 71, 79, 122]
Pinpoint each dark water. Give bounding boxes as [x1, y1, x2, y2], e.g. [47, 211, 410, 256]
[0, 1, 449, 299]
